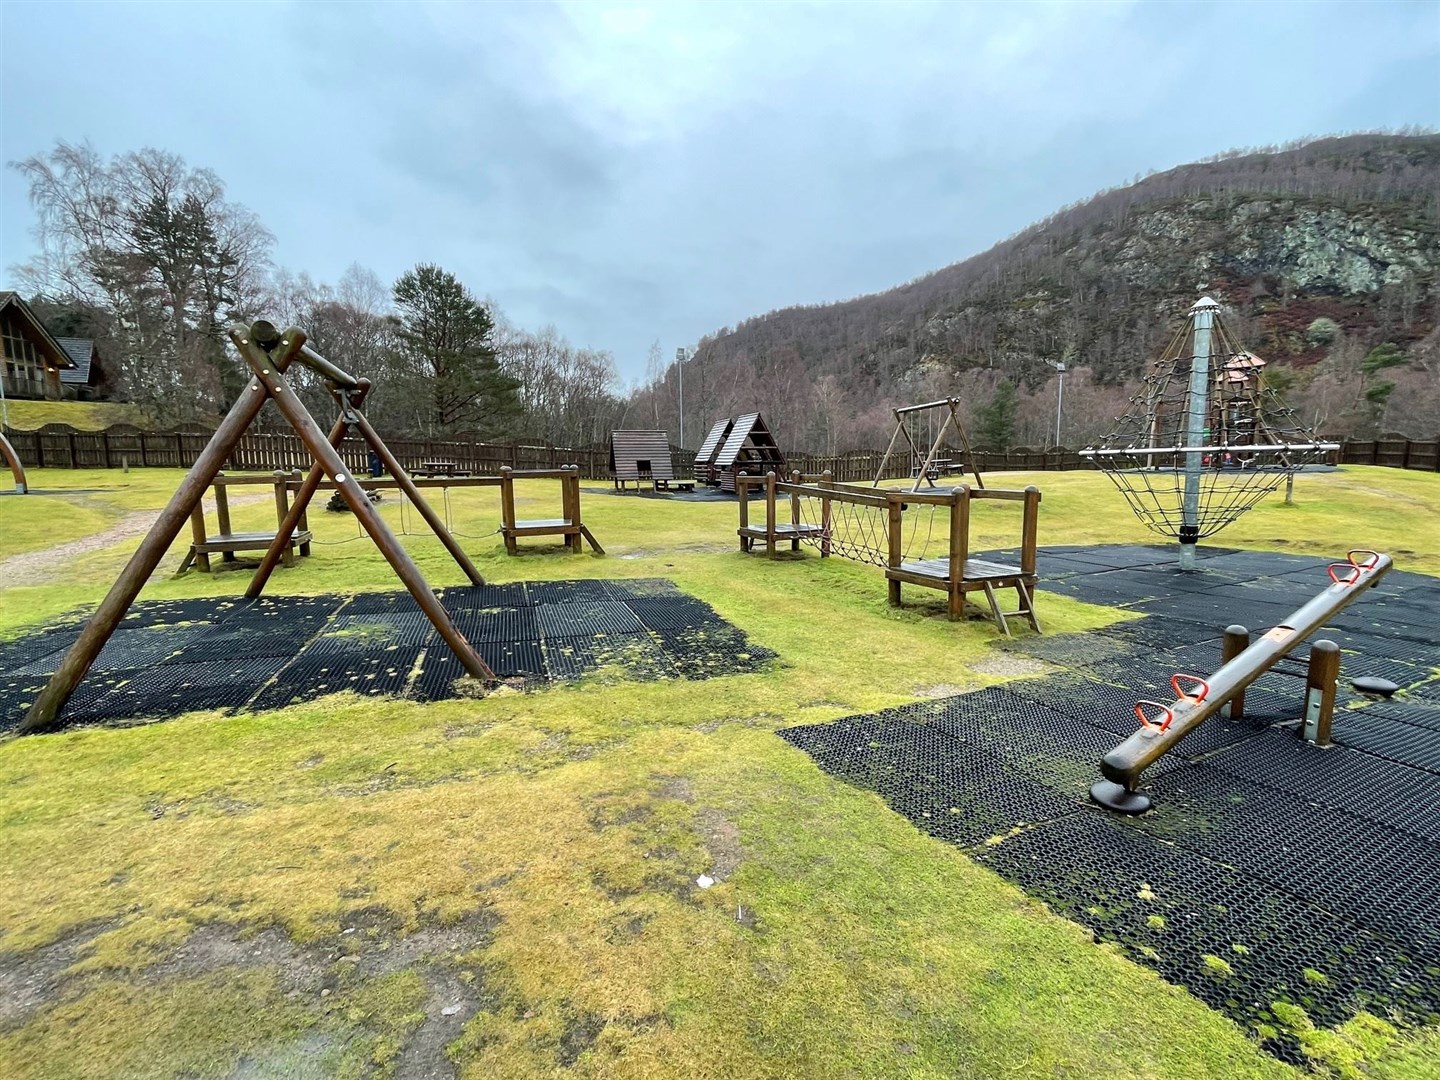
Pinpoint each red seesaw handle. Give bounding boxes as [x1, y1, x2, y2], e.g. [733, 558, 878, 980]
[1328, 563, 1361, 586]
[1135, 700, 1175, 733]
[1171, 673, 1210, 703]
[1347, 549, 1381, 570]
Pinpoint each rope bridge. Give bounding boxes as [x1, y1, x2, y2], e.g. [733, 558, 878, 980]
[735, 471, 1042, 636]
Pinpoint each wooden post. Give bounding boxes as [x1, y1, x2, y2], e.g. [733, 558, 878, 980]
[500, 466, 518, 555]
[102, 430, 112, 468]
[215, 474, 234, 564]
[886, 492, 903, 606]
[1221, 624, 1250, 719]
[67, 431, 77, 468]
[737, 472, 750, 550]
[1303, 639, 1341, 746]
[189, 503, 211, 573]
[948, 485, 970, 619]
[820, 469, 833, 557]
[273, 470, 295, 567]
[765, 471, 777, 558]
[563, 468, 580, 553]
[1020, 485, 1040, 576]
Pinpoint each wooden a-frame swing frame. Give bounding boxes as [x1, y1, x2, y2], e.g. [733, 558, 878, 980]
[21, 320, 497, 734]
[872, 398, 984, 492]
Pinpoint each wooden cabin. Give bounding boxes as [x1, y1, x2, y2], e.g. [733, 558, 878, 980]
[715, 413, 786, 494]
[693, 418, 733, 486]
[0, 292, 75, 401]
[610, 430, 690, 491]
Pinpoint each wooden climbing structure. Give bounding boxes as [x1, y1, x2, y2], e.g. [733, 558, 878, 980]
[736, 471, 1041, 636]
[693, 418, 733, 486]
[714, 413, 786, 494]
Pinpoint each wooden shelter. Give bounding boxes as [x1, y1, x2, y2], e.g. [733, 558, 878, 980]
[714, 413, 786, 493]
[609, 430, 690, 491]
[693, 418, 733, 486]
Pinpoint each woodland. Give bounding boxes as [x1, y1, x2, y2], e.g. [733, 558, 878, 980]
[9, 133, 1439, 452]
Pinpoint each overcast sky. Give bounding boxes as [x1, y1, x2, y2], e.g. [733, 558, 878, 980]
[2, 1, 1437, 383]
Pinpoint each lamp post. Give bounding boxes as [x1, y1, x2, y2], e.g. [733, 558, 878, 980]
[676, 347, 687, 449]
[1045, 359, 1067, 446]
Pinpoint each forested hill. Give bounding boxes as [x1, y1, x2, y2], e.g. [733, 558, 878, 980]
[666, 134, 1440, 451]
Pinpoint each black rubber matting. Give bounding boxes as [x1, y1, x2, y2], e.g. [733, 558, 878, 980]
[780, 544, 1440, 1065]
[0, 579, 773, 730]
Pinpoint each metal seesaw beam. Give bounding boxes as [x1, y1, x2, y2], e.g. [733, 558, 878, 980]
[1089, 550, 1392, 814]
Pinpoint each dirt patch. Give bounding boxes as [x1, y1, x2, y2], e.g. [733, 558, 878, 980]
[969, 654, 1051, 678]
[143, 924, 329, 996]
[0, 491, 272, 587]
[696, 807, 741, 881]
[655, 776, 694, 804]
[693, 713, 781, 734]
[557, 1012, 607, 1067]
[0, 920, 119, 1030]
[393, 965, 485, 1080]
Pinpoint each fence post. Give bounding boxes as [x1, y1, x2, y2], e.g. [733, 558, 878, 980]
[886, 492, 903, 606]
[765, 471, 778, 557]
[820, 469, 833, 557]
[737, 471, 750, 549]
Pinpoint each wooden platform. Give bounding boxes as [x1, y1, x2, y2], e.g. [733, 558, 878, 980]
[179, 529, 313, 573]
[738, 522, 825, 554]
[899, 556, 1024, 581]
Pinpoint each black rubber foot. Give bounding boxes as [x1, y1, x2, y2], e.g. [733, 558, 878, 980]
[1352, 676, 1400, 698]
[1090, 780, 1152, 815]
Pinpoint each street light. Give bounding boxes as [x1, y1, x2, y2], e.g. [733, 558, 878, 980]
[676, 347, 687, 449]
[1045, 359, 1067, 446]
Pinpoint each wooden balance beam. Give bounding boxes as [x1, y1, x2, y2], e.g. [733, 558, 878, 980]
[736, 471, 1042, 635]
[1090, 550, 1393, 814]
[178, 470, 312, 573]
[499, 466, 604, 555]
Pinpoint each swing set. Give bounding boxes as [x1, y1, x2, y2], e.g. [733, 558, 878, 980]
[21, 320, 504, 733]
[872, 398, 984, 492]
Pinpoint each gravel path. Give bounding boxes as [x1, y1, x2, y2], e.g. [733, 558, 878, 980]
[0, 492, 273, 588]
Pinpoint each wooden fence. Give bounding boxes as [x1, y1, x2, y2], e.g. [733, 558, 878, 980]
[1337, 435, 1440, 472]
[0, 423, 695, 482]
[4, 422, 1436, 479]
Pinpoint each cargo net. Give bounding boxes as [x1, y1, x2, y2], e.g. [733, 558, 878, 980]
[1085, 305, 1335, 541]
[786, 487, 949, 567]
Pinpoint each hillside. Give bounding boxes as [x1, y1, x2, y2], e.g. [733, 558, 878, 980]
[659, 134, 1440, 452]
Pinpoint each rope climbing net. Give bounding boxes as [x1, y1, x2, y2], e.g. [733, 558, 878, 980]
[1083, 302, 1337, 541]
[762, 482, 951, 567]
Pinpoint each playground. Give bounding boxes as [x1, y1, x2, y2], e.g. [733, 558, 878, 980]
[1, 458, 1438, 1078]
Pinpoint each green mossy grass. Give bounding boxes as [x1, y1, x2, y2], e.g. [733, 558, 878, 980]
[1, 465, 1437, 1077]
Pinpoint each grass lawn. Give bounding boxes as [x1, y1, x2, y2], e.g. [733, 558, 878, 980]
[0, 465, 1436, 1078]
[1, 398, 153, 431]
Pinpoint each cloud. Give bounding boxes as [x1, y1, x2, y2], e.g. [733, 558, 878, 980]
[3, 0, 1436, 381]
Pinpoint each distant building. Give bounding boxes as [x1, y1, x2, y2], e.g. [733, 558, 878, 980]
[0, 292, 75, 402]
[55, 337, 115, 401]
[0, 292, 116, 402]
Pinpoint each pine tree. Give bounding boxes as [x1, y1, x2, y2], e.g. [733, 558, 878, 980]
[975, 380, 1018, 451]
[391, 264, 521, 435]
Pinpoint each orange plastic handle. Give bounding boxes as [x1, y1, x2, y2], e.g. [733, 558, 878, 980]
[1135, 700, 1175, 733]
[1347, 549, 1380, 570]
[1328, 563, 1361, 586]
[1171, 673, 1210, 703]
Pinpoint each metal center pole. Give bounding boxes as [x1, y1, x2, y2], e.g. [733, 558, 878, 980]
[1180, 298, 1216, 570]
